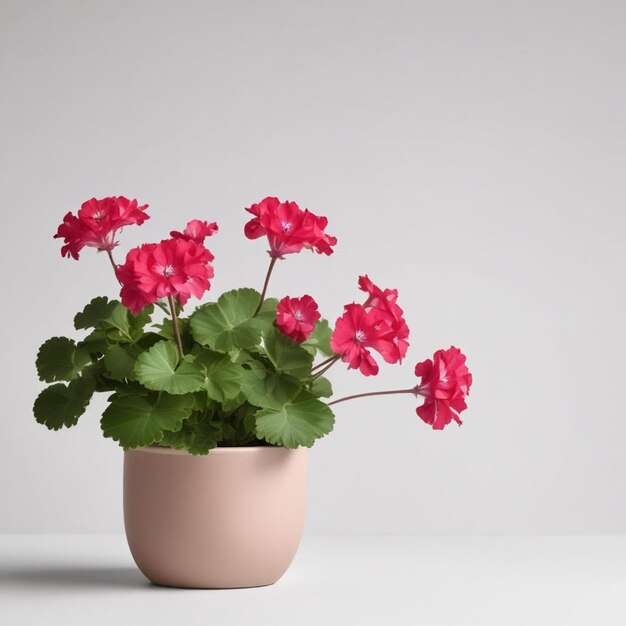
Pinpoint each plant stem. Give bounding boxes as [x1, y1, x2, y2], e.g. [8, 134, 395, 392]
[167, 295, 185, 360]
[254, 256, 278, 316]
[328, 388, 415, 406]
[106, 249, 121, 284]
[311, 355, 338, 373]
[311, 355, 340, 381]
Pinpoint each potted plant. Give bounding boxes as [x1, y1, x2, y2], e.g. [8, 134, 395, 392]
[34, 195, 473, 589]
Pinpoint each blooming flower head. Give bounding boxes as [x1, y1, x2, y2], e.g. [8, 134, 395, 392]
[330, 303, 398, 376]
[359, 275, 410, 363]
[276, 295, 321, 343]
[117, 238, 214, 314]
[54, 196, 149, 259]
[116, 243, 158, 314]
[413, 346, 472, 430]
[170, 219, 218, 244]
[244, 196, 337, 258]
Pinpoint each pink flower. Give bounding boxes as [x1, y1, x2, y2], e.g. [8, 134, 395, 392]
[54, 213, 86, 260]
[54, 196, 149, 259]
[358, 275, 410, 363]
[116, 244, 158, 314]
[276, 295, 321, 343]
[244, 196, 337, 258]
[170, 219, 218, 243]
[413, 346, 472, 430]
[117, 238, 214, 314]
[330, 304, 397, 376]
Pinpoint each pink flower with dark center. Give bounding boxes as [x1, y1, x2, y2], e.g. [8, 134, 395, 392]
[276, 295, 321, 343]
[244, 196, 337, 258]
[54, 196, 149, 259]
[330, 303, 397, 376]
[170, 219, 219, 244]
[117, 238, 214, 314]
[358, 275, 410, 363]
[413, 346, 472, 430]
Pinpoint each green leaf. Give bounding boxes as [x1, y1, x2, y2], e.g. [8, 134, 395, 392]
[228, 349, 252, 365]
[74, 297, 118, 330]
[252, 297, 279, 335]
[101, 392, 194, 449]
[74, 296, 151, 342]
[77, 330, 110, 356]
[36, 336, 92, 383]
[133, 341, 204, 395]
[104, 303, 133, 340]
[255, 393, 335, 448]
[158, 418, 221, 455]
[185, 421, 221, 455]
[257, 297, 279, 316]
[190, 288, 263, 352]
[103, 344, 141, 381]
[220, 392, 247, 414]
[190, 391, 216, 412]
[153, 318, 190, 342]
[158, 429, 188, 450]
[195, 350, 242, 402]
[240, 367, 301, 410]
[302, 319, 334, 357]
[263, 329, 314, 378]
[136, 332, 165, 350]
[128, 305, 154, 337]
[33, 376, 95, 430]
[310, 376, 333, 398]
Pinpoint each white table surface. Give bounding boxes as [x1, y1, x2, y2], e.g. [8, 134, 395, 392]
[0, 534, 624, 625]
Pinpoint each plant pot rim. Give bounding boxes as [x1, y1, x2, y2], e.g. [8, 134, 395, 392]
[128, 445, 296, 457]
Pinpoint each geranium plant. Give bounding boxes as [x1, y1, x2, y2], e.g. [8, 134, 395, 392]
[33, 196, 472, 454]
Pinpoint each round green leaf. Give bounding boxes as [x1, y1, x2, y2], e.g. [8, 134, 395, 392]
[190, 288, 263, 352]
[255, 393, 335, 448]
[240, 368, 302, 410]
[33, 377, 95, 430]
[133, 341, 204, 395]
[310, 376, 333, 398]
[103, 344, 141, 381]
[185, 421, 221, 455]
[195, 350, 242, 402]
[263, 329, 314, 378]
[36, 336, 91, 383]
[74, 297, 118, 330]
[74, 296, 151, 342]
[101, 392, 193, 449]
[302, 319, 334, 357]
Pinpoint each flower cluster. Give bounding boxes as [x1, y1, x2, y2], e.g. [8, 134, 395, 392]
[328, 276, 410, 376]
[244, 196, 337, 258]
[413, 347, 473, 430]
[116, 223, 216, 314]
[54, 196, 149, 259]
[275, 295, 321, 343]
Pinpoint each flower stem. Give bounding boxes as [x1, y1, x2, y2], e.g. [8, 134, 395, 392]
[254, 256, 277, 316]
[311, 355, 338, 373]
[328, 388, 415, 406]
[167, 295, 185, 360]
[106, 249, 122, 284]
[311, 355, 340, 381]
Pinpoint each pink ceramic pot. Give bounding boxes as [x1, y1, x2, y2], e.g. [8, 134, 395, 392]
[124, 446, 307, 589]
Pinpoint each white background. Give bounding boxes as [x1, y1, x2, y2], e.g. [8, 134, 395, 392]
[1, 0, 624, 535]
